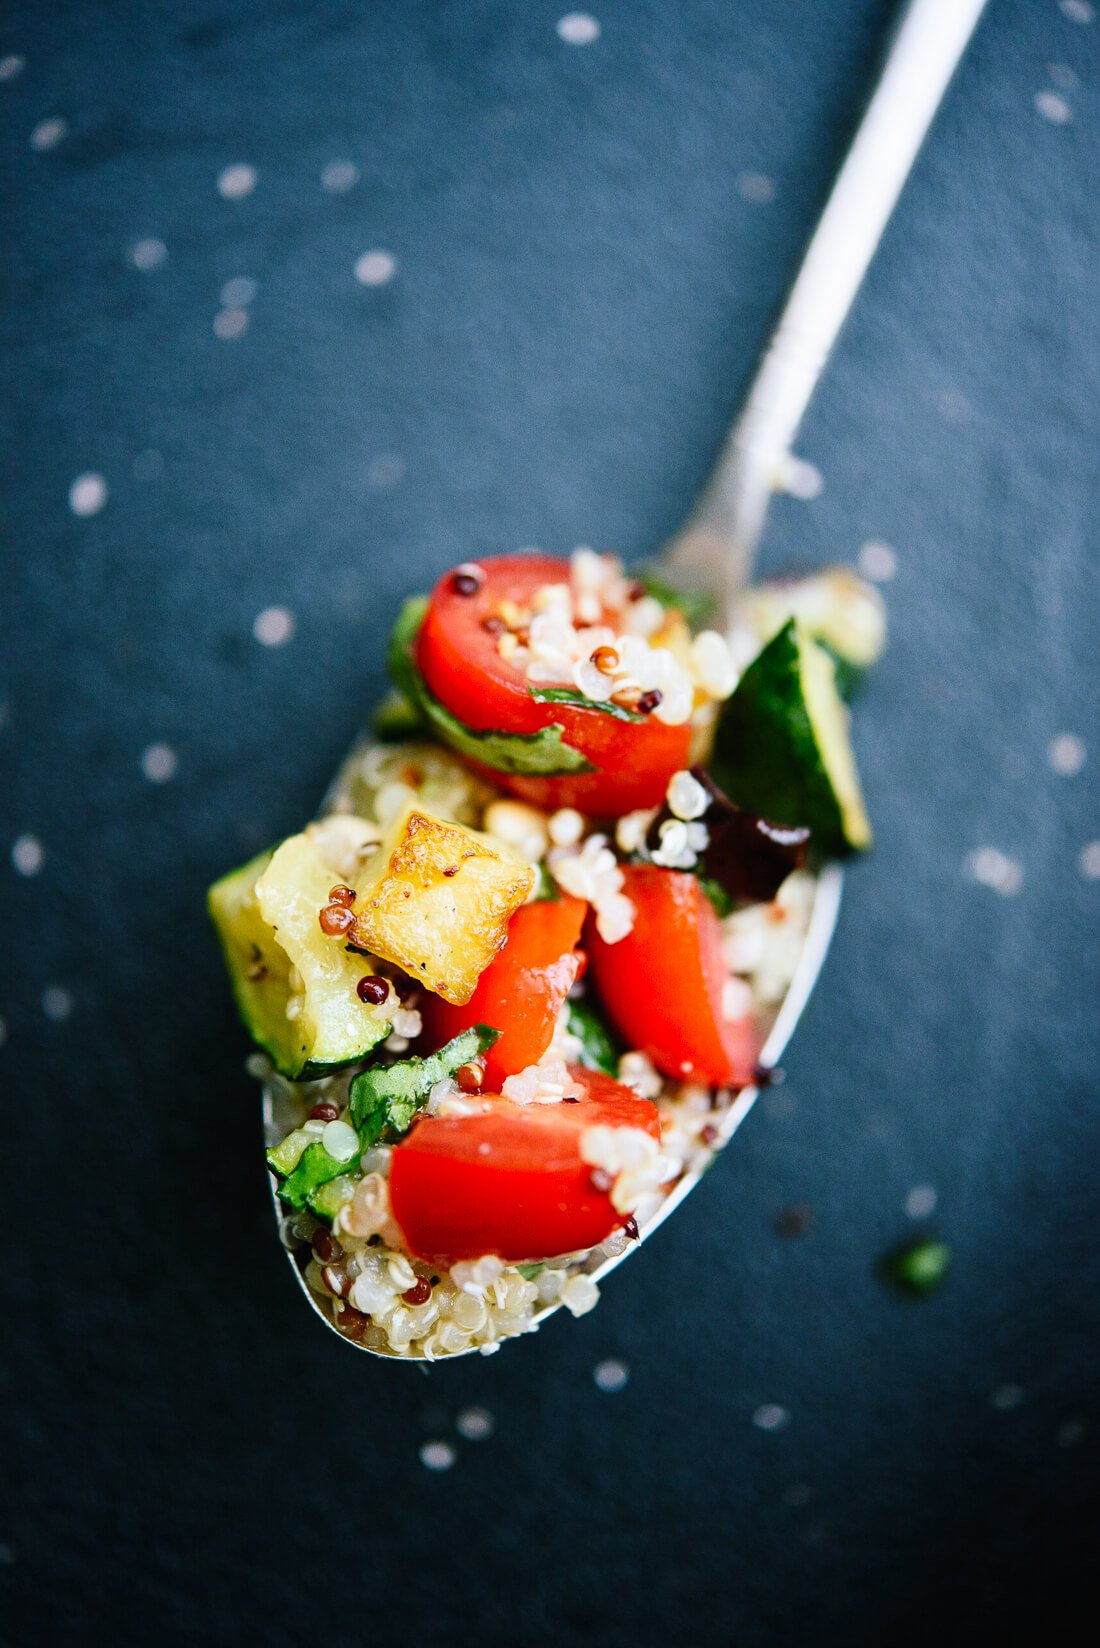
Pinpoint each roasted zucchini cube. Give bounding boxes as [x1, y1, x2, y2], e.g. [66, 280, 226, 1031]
[351, 805, 534, 1005]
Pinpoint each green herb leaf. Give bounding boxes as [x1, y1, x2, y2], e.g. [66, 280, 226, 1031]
[697, 875, 734, 920]
[373, 688, 423, 742]
[272, 1138, 363, 1211]
[527, 685, 644, 723]
[636, 569, 717, 631]
[387, 598, 595, 776]
[567, 998, 621, 1076]
[516, 1262, 545, 1281]
[533, 863, 561, 902]
[349, 1024, 501, 1147]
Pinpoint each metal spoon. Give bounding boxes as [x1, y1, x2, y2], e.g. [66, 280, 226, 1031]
[264, 0, 989, 1357]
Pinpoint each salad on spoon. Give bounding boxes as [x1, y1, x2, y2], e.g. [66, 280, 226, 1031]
[209, 550, 882, 1357]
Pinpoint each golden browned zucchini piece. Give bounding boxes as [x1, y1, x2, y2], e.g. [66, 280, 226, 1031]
[352, 805, 533, 1004]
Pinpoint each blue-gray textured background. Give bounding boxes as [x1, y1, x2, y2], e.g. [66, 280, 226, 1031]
[2, 2, 1097, 1644]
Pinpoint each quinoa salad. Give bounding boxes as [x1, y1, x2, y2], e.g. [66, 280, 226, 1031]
[209, 551, 884, 1359]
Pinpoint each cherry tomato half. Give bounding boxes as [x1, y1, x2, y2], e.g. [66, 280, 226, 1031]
[421, 894, 587, 1089]
[416, 554, 693, 814]
[586, 864, 758, 1087]
[389, 1067, 661, 1264]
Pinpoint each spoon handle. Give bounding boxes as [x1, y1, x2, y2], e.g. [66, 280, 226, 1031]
[662, 0, 990, 612]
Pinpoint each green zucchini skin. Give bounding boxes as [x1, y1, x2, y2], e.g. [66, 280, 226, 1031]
[208, 849, 305, 1074]
[712, 619, 871, 857]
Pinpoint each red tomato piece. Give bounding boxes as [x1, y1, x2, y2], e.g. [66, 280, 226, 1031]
[420, 895, 587, 1089]
[586, 865, 758, 1087]
[416, 554, 693, 814]
[389, 1067, 662, 1264]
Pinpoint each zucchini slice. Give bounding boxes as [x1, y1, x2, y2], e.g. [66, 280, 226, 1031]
[712, 618, 872, 855]
[207, 828, 393, 1079]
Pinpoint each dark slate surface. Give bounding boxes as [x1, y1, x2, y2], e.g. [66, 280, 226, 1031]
[2, 2, 1097, 1644]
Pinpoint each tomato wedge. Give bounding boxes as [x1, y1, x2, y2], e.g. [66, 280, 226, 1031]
[586, 865, 758, 1087]
[420, 894, 587, 1089]
[389, 1067, 661, 1264]
[416, 554, 693, 814]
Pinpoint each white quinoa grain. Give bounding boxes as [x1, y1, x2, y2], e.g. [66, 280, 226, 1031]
[321, 1120, 360, 1162]
[667, 769, 709, 821]
[690, 630, 738, 699]
[562, 1274, 600, 1317]
[548, 808, 585, 847]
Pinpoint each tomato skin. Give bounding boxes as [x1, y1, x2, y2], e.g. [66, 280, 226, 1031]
[420, 895, 587, 1089]
[416, 555, 693, 814]
[389, 1067, 661, 1264]
[586, 865, 758, 1087]
[465, 759, 688, 818]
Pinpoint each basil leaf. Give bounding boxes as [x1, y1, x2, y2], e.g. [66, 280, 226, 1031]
[533, 863, 561, 902]
[349, 1024, 501, 1146]
[387, 598, 595, 776]
[697, 875, 734, 920]
[373, 688, 423, 742]
[528, 685, 643, 724]
[567, 998, 621, 1076]
[636, 570, 717, 631]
